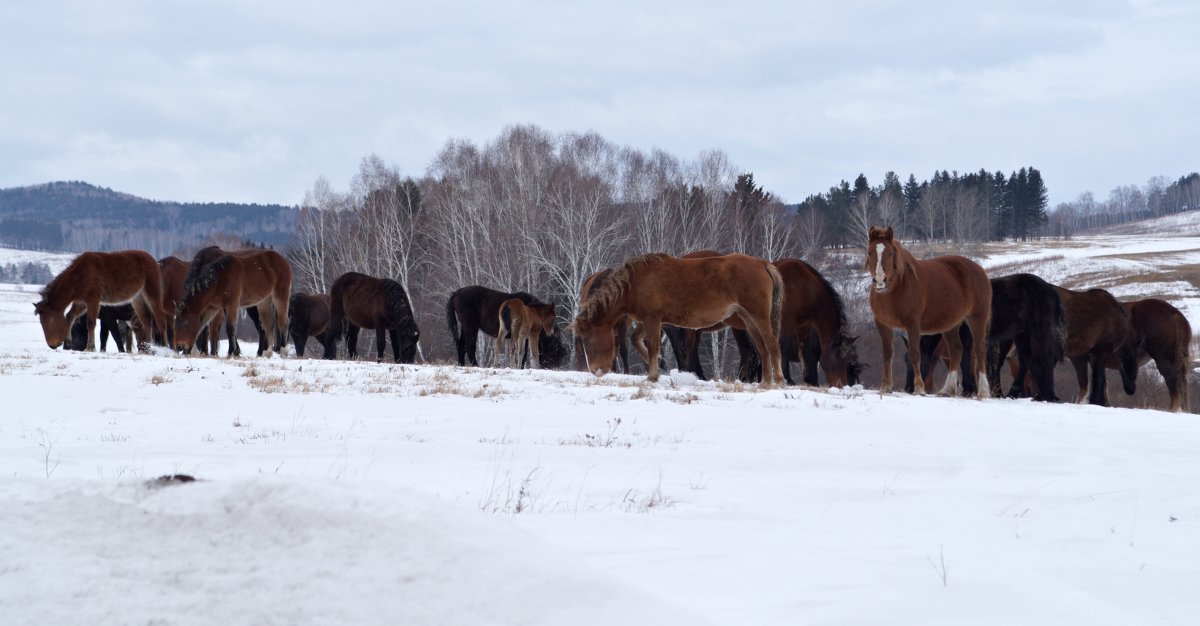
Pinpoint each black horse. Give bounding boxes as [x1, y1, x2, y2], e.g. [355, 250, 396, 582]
[68, 304, 135, 352]
[905, 273, 1066, 402]
[447, 285, 558, 367]
[323, 272, 420, 363]
[288, 293, 331, 357]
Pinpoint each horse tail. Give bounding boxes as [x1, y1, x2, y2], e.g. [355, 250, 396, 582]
[1050, 292, 1067, 364]
[766, 263, 784, 339]
[1176, 314, 1192, 412]
[498, 300, 513, 339]
[446, 292, 460, 340]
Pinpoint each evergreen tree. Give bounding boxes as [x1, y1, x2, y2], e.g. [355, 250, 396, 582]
[1024, 167, 1049, 238]
[991, 171, 1009, 239]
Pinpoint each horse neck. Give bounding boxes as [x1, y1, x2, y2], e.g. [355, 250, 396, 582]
[40, 265, 83, 310]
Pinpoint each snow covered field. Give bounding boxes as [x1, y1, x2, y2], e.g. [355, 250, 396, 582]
[4, 223, 1200, 624]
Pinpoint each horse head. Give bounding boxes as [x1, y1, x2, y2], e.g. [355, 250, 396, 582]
[172, 298, 211, 353]
[33, 301, 71, 349]
[864, 226, 901, 293]
[826, 334, 863, 387]
[535, 303, 557, 337]
[573, 317, 615, 377]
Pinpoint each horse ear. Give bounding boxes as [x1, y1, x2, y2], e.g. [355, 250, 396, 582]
[884, 227, 894, 240]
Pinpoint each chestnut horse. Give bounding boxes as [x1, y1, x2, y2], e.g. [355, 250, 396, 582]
[173, 246, 291, 357]
[864, 227, 991, 397]
[288, 293, 332, 358]
[34, 250, 169, 351]
[323, 272, 420, 363]
[447, 286, 548, 367]
[495, 298, 557, 369]
[1112, 298, 1191, 412]
[574, 252, 785, 385]
[162, 254, 263, 355]
[1054, 285, 1137, 406]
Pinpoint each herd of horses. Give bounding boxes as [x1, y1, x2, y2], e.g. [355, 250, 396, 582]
[34, 246, 420, 365]
[31, 227, 1194, 413]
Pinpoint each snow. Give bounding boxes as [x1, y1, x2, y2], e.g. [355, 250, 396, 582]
[5, 268, 1200, 624]
[0, 246, 77, 275]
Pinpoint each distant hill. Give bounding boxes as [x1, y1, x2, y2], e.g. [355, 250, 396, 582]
[0, 181, 296, 255]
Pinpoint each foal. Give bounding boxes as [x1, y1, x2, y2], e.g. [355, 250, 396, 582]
[496, 299, 557, 368]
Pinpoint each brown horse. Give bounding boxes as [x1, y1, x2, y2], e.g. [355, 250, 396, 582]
[288, 293, 332, 358]
[669, 255, 862, 387]
[173, 246, 291, 357]
[864, 226, 991, 397]
[324, 272, 420, 363]
[34, 250, 169, 351]
[574, 252, 785, 385]
[1112, 298, 1190, 412]
[1054, 285, 1137, 406]
[496, 298, 557, 369]
[575, 270, 634, 374]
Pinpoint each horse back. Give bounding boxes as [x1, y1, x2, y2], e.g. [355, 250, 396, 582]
[914, 255, 991, 329]
[1056, 286, 1128, 357]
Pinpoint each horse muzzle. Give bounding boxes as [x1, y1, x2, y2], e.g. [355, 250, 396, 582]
[873, 280, 890, 293]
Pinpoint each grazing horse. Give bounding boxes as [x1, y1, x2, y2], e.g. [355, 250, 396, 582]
[704, 258, 863, 388]
[1054, 285, 1137, 406]
[1112, 298, 1191, 412]
[68, 304, 134, 352]
[323, 272, 420, 363]
[161, 254, 261, 355]
[574, 253, 785, 385]
[288, 293, 332, 358]
[575, 270, 632, 374]
[495, 299, 557, 369]
[905, 273, 1066, 402]
[173, 246, 291, 357]
[446, 285, 549, 367]
[864, 226, 991, 397]
[34, 250, 169, 351]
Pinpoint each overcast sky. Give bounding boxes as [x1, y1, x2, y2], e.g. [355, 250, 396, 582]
[1, 1, 1196, 207]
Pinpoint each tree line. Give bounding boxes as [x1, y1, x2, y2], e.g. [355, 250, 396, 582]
[796, 167, 1050, 246]
[1046, 173, 1200, 236]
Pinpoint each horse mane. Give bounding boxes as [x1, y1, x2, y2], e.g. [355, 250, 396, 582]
[382, 279, 415, 327]
[182, 247, 233, 304]
[577, 253, 670, 324]
[887, 238, 919, 282]
[37, 253, 86, 305]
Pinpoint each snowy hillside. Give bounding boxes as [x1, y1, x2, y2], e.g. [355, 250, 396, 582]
[4, 263, 1200, 624]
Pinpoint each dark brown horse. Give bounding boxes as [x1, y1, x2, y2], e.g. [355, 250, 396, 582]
[68, 304, 134, 352]
[323, 272, 420, 363]
[574, 253, 785, 384]
[864, 227, 992, 397]
[173, 246, 291, 357]
[447, 285, 549, 367]
[288, 293, 332, 358]
[496, 299, 557, 369]
[905, 272, 1066, 402]
[34, 250, 169, 351]
[1054, 285, 1137, 406]
[1112, 298, 1191, 412]
[678, 256, 863, 387]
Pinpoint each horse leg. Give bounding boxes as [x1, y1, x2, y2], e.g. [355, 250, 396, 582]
[248, 305, 268, 357]
[346, 325, 361, 360]
[731, 328, 756, 382]
[876, 322, 896, 393]
[389, 327, 402, 363]
[1088, 353, 1110, 406]
[465, 331, 479, 367]
[683, 329, 706, 380]
[375, 325, 387, 363]
[1152, 355, 1182, 412]
[643, 321, 664, 382]
[1070, 356, 1089, 404]
[616, 321, 630, 374]
[224, 307, 240, 357]
[294, 331, 308, 358]
[965, 314, 990, 399]
[494, 327, 508, 367]
[903, 324, 925, 395]
[939, 328, 964, 396]
[84, 298, 100, 351]
[529, 327, 542, 369]
[1012, 337, 1037, 400]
